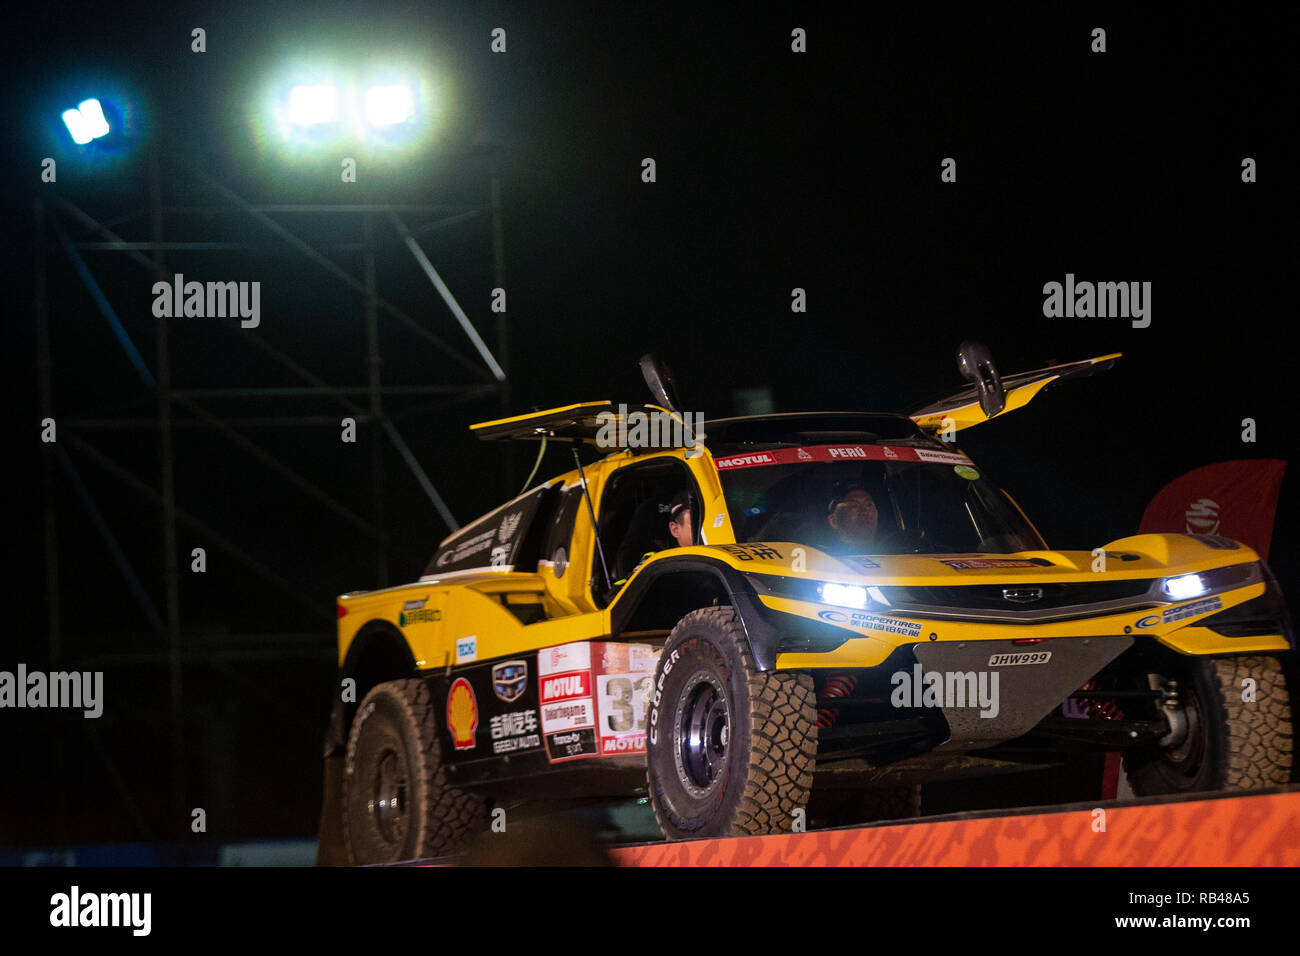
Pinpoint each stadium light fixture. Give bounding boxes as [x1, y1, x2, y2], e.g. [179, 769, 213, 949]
[62, 98, 111, 144]
[255, 57, 440, 165]
[363, 84, 415, 127]
[286, 84, 339, 126]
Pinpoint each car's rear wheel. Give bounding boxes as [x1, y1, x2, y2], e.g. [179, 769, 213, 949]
[343, 678, 487, 864]
[646, 606, 817, 840]
[1124, 655, 1293, 795]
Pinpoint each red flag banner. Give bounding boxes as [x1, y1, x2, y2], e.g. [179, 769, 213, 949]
[1139, 460, 1287, 560]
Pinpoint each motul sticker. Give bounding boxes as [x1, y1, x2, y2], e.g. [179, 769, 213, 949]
[714, 452, 778, 470]
[601, 734, 646, 754]
[540, 670, 591, 703]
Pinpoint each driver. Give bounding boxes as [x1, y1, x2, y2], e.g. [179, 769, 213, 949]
[666, 491, 694, 548]
[827, 485, 880, 551]
[613, 490, 694, 589]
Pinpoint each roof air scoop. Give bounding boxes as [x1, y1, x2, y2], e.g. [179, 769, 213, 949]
[957, 340, 1006, 419]
[639, 353, 683, 413]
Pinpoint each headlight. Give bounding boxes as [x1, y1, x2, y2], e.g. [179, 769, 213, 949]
[1163, 573, 1207, 600]
[744, 574, 888, 608]
[819, 583, 868, 609]
[1157, 563, 1261, 603]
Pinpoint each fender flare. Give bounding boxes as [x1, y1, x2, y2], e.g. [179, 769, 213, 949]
[325, 620, 418, 755]
[608, 556, 848, 670]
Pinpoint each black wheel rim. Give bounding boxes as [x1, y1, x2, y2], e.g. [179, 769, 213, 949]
[369, 747, 409, 845]
[673, 671, 730, 798]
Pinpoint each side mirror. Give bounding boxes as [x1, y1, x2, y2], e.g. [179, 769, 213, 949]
[957, 340, 1006, 419]
[639, 353, 683, 413]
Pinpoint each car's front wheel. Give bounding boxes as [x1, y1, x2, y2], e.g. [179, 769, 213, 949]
[646, 606, 817, 840]
[1124, 654, 1293, 795]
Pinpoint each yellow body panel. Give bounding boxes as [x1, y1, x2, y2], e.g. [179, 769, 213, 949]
[339, 574, 610, 669]
[1155, 626, 1289, 656]
[910, 377, 1056, 433]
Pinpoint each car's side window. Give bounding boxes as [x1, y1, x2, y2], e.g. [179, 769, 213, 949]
[594, 457, 700, 606]
[511, 482, 563, 572]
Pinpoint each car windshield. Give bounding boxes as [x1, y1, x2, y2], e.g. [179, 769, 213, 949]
[715, 446, 1046, 556]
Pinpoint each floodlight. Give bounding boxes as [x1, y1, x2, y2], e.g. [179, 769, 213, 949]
[287, 84, 338, 125]
[363, 84, 415, 127]
[62, 98, 111, 144]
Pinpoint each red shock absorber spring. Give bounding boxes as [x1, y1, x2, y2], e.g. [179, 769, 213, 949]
[817, 674, 858, 729]
[1076, 680, 1124, 720]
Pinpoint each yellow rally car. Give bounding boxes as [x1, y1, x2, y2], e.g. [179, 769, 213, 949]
[323, 346, 1294, 862]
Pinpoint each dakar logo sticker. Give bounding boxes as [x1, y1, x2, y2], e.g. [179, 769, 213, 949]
[446, 678, 479, 750]
[1185, 498, 1220, 534]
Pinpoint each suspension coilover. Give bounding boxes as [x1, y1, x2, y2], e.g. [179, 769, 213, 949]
[817, 674, 858, 729]
[1076, 679, 1124, 720]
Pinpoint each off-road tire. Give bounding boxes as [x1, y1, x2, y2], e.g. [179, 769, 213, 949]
[1124, 655, 1293, 795]
[646, 606, 817, 840]
[342, 678, 488, 864]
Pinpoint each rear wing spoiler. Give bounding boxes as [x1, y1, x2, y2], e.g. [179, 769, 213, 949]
[907, 347, 1121, 434]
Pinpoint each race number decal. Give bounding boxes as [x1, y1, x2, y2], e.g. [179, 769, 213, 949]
[596, 673, 654, 755]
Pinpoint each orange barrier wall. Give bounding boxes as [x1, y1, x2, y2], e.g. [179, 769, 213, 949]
[609, 790, 1300, 867]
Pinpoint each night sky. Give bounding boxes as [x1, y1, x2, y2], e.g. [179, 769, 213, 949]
[2, 2, 1293, 848]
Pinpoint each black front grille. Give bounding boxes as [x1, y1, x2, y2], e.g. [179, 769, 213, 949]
[879, 579, 1155, 611]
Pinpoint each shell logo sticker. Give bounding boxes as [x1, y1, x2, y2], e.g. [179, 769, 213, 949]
[446, 677, 478, 750]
